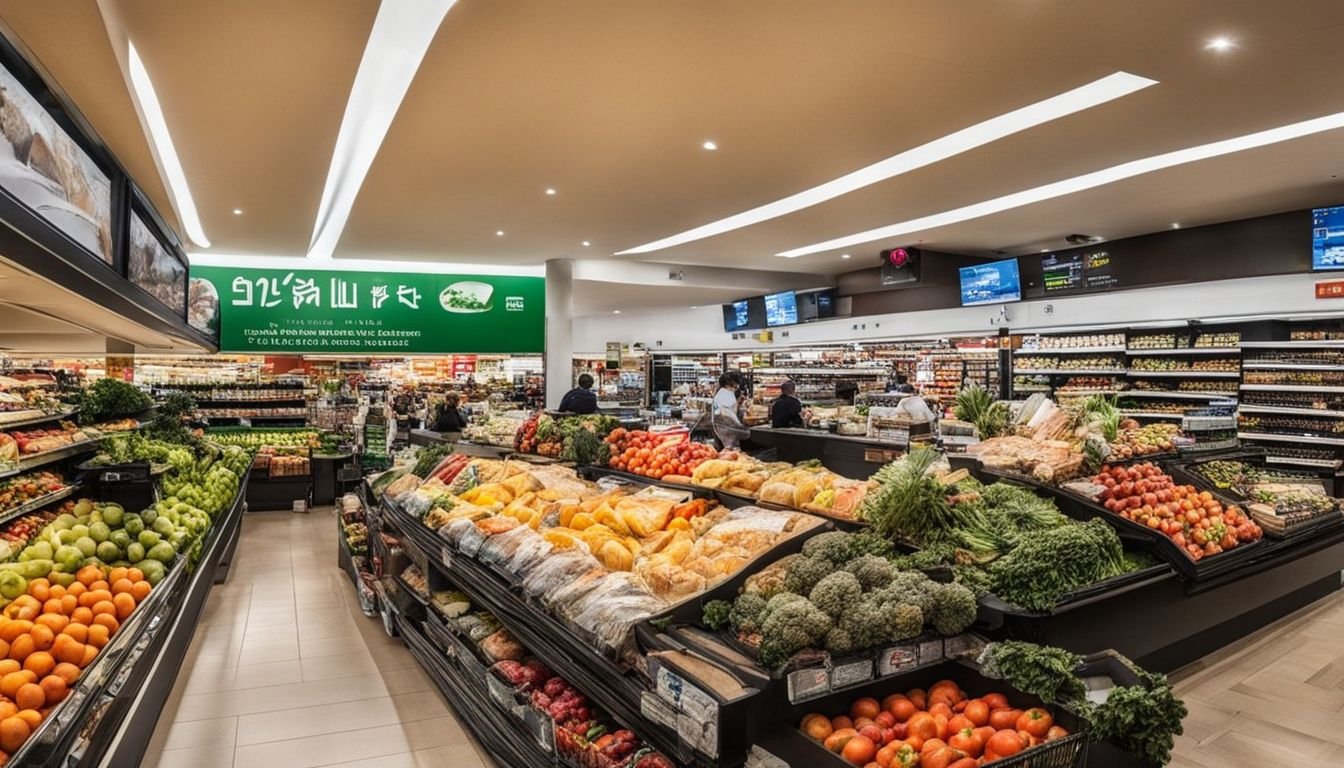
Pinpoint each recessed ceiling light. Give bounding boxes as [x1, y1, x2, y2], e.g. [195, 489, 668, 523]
[841, 253, 851, 259]
[616, 72, 1156, 255]
[613, 310, 621, 314]
[777, 109, 1344, 258]
[496, 230, 505, 236]
[125, 42, 210, 248]
[545, 188, 557, 196]
[581, 240, 591, 247]
[1040, 249, 1049, 253]
[232, 208, 243, 215]
[702, 141, 718, 151]
[690, 305, 698, 309]
[1171, 222, 1181, 229]
[1206, 37, 1234, 51]
[305, 0, 459, 259]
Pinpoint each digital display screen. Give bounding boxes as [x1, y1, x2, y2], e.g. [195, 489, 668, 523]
[1313, 205, 1344, 270]
[723, 300, 751, 332]
[816, 290, 835, 318]
[1042, 253, 1085, 293]
[959, 258, 1022, 306]
[1083, 251, 1118, 289]
[764, 291, 798, 327]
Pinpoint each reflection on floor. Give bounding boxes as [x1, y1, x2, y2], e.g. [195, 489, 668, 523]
[144, 507, 491, 768]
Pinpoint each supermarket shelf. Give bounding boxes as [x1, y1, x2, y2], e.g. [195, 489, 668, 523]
[1242, 362, 1344, 371]
[1238, 405, 1344, 418]
[1126, 347, 1241, 355]
[1119, 411, 1185, 420]
[1125, 371, 1240, 378]
[1012, 385, 1052, 392]
[1264, 456, 1344, 469]
[0, 439, 102, 479]
[1014, 345, 1126, 355]
[1054, 389, 1120, 396]
[1121, 391, 1238, 400]
[1241, 340, 1344, 348]
[1013, 369, 1127, 376]
[753, 367, 888, 376]
[1238, 432, 1344, 446]
[0, 409, 77, 430]
[1241, 384, 1344, 393]
[0, 484, 76, 528]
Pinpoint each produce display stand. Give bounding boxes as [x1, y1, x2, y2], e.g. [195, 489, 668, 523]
[1, 473, 248, 767]
[749, 426, 907, 479]
[311, 451, 354, 506]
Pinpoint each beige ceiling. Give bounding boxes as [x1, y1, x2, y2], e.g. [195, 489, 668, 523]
[2, 0, 1344, 293]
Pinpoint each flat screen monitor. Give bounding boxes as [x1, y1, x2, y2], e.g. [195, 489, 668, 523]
[796, 289, 836, 323]
[1042, 253, 1086, 293]
[1313, 205, 1344, 270]
[764, 291, 798, 327]
[959, 258, 1022, 306]
[723, 300, 751, 332]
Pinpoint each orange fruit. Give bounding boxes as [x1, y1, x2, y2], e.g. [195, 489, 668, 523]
[126, 568, 144, 584]
[14, 709, 40, 730]
[8, 635, 34, 663]
[80, 645, 97, 668]
[70, 608, 91, 626]
[0, 672, 31, 699]
[59, 596, 77, 616]
[37, 676, 64, 706]
[0, 661, 19, 677]
[0, 702, 15, 720]
[66, 584, 85, 599]
[110, 579, 134, 596]
[112, 594, 135, 621]
[27, 626, 52, 653]
[107, 567, 128, 584]
[76, 592, 96, 610]
[88, 581, 108, 594]
[0, 715, 29, 753]
[51, 663, 79, 686]
[26, 581, 48, 603]
[21, 653, 52, 679]
[130, 582, 151, 603]
[75, 566, 101, 587]
[35, 615, 66, 635]
[4, 601, 35, 623]
[61, 624, 88, 645]
[52, 637, 83, 666]
[14, 683, 42, 711]
[86, 625, 109, 650]
[40, 600, 61, 617]
[46, 585, 64, 601]
[92, 614, 118, 634]
[0, 623, 30, 644]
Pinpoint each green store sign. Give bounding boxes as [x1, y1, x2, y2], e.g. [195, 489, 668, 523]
[189, 266, 545, 354]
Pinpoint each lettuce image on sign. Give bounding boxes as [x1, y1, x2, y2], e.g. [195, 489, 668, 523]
[506, 296, 525, 311]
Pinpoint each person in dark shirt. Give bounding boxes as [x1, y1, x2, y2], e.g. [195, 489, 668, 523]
[558, 373, 599, 414]
[770, 380, 804, 429]
[891, 373, 916, 394]
[432, 393, 469, 433]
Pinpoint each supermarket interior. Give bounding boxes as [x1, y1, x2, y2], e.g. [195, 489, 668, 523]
[0, 2, 1342, 767]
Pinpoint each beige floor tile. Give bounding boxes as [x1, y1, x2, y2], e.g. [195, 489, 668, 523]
[236, 691, 448, 746]
[159, 715, 238, 751]
[173, 672, 394, 721]
[300, 633, 371, 659]
[412, 745, 486, 768]
[299, 650, 381, 681]
[144, 745, 237, 768]
[377, 665, 436, 696]
[326, 752, 421, 768]
[233, 723, 415, 767]
[183, 659, 304, 695]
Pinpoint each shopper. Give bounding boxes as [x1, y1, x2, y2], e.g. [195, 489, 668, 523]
[432, 393, 469, 433]
[712, 372, 750, 449]
[891, 373, 916, 394]
[558, 373, 599, 414]
[770, 380, 804, 428]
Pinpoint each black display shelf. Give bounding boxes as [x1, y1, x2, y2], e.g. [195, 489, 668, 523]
[0, 439, 103, 479]
[378, 495, 741, 768]
[0, 483, 77, 527]
[0, 409, 79, 430]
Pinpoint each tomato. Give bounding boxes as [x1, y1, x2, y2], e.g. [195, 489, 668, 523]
[1015, 708, 1053, 738]
[988, 708, 1021, 731]
[980, 693, 1009, 710]
[948, 728, 984, 758]
[906, 713, 938, 743]
[963, 699, 989, 727]
[984, 729, 1026, 760]
[1045, 725, 1070, 741]
[920, 746, 967, 768]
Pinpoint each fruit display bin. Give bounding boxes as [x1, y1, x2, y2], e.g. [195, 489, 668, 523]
[1166, 454, 1344, 541]
[753, 659, 1089, 768]
[576, 464, 716, 500]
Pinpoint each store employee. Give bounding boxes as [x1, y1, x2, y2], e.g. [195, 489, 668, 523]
[433, 393, 469, 433]
[770, 380, 804, 429]
[558, 373, 599, 414]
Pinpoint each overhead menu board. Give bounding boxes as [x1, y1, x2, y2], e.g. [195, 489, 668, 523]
[190, 265, 545, 353]
[1040, 250, 1119, 295]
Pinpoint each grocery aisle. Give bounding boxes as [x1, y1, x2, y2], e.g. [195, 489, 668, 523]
[143, 508, 491, 768]
[1169, 586, 1344, 767]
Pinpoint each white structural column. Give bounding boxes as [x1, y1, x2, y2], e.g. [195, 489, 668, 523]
[545, 259, 574, 410]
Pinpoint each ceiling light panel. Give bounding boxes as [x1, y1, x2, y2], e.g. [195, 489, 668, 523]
[307, 0, 459, 259]
[778, 110, 1344, 258]
[125, 41, 210, 248]
[615, 72, 1156, 255]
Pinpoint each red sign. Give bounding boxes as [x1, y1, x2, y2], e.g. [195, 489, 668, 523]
[1317, 280, 1344, 299]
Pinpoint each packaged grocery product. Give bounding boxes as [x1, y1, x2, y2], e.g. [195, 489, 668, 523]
[522, 550, 605, 600]
[479, 628, 526, 662]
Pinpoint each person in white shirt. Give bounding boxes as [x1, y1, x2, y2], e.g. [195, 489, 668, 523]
[711, 373, 749, 449]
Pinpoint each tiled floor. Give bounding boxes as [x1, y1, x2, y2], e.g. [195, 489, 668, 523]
[1169, 585, 1344, 768]
[144, 508, 491, 768]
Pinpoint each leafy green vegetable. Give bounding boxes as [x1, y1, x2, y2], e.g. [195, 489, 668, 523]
[79, 378, 153, 423]
[144, 392, 198, 446]
[978, 641, 1087, 703]
[700, 599, 732, 630]
[1088, 670, 1187, 766]
[860, 447, 980, 546]
[988, 519, 1129, 612]
[413, 444, 455, 477]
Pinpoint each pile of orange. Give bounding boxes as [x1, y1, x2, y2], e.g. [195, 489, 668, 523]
[0, 565, 154, 763]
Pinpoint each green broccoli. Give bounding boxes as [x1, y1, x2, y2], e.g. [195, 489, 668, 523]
[824, 626, 858, 656]
[730, 592, 768, 634]
[845, 555, 897, 591]
[879, 602, 925, 645]
[783, 554, 838, 596]
[928, 581, 978, 636]
[800, 531, 856, 565]
[876, 571, 939, 615]
[892, 543, 955, 571]
[834, 593, 924, 651]
[701, 599, 732, 630]
[757, 598, 833, 669]
[809, 572, 862, 619]
[758, 592, 808, 627]
[847, 530, 896, 559]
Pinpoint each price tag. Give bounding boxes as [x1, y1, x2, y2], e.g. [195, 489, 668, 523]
[440, 548, 454, 572]
[919, 638, 945, 666]
[677, 710, 720, 758]
[944, 633, 987, 660]
[878, 645, 918, 677]
[786, 667, 830, 703]
[654, 664, 720, 723]
[831, 659, 874, 690]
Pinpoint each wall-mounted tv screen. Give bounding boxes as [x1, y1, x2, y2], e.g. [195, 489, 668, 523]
[959, 258, 1022, 306]
[764, 290, 798, 327]
[1312, 205, 1344, 270]
[797, 289, 837, 323]
[722, 296, 767, 332]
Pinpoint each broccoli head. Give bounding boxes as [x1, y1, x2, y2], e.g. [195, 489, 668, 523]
[757, 598, 833, 669]
[845, 555, 897, 591]
[809, 571, 863, 619]
[882, 602, 925, 644]
[847, 530, 896, 559]
[800, 531, 857, 565]
[758, 592, 808, 627]
[824, 626, 857, 656]
[831, 593, 924, 652]
[701, 599, 732, 630]
[876, 571, 939, 615]
[783, 554, 838, 596]
[928, 581, 979, 636]
[729, 592, 768, 634]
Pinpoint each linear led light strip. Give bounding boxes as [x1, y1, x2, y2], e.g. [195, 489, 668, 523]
[307, 0, 460, 259]
[615, 72, 1158, 255]
[125, 41, 210, 248]
[778, 110, 1344, 258]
